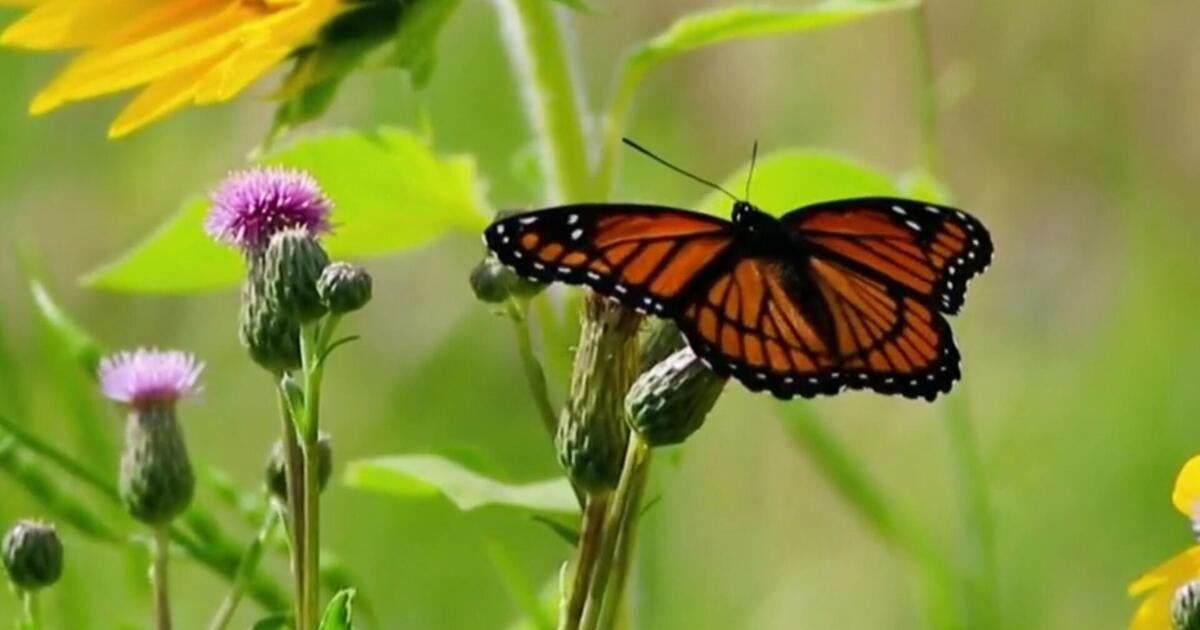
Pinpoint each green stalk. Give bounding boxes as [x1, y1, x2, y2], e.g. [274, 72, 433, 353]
[559, 495, 610, 630]
[506, 299, 559, 440]
[207, 507, 283, 630]
[493, 0, 593, 203]
[944, 394, 999, 629]
[578, 435, 651, 630]
[152, 527, 173, 630]
[592, 60, 647, 198]
[908, 4, 941, 178]
[21, 590, 38, 630]
[274, 380, 307, 628]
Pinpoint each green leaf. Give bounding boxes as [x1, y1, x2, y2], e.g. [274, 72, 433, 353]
[29, 280, 105, 376]
[251, 613, 293, 630]
[632, 0, 917, 68]
[899, 168, 953, 204]
[388, 0, 463, 86]
[486, 543, 555, 630]
[85, 128, 489, 293]
[699, 150, 898, 216]
[319, 589, 356, 630]
[549, 0, 595, 13]
[345, 454, 579, 514]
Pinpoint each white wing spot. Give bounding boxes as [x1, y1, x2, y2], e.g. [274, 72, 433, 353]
[892, 205, 907, 216]
[570, 228, 583, 240]
[808, 377, 819, 384]
[513, 251, 524, 259]
[519, 216, 538, 225]
[905, 220, 921, 231]
[567, 214, 579, 225]
[924, 205, 941, 214]
[558, 266, 571, 274]
[501, 236, 511, 244]
[756, 373, 768, 381]
[966, 223, 976, 232]
[532, 262, 545, 270]
[654, 303, 666, 313]
[971, 238, 981, 246]
[783, 377, 794, 384]
[615, 285, 628, 294]
[586, 271, 601, 280]
[968, 251, 977, 260]
[496, 224, 506, 234]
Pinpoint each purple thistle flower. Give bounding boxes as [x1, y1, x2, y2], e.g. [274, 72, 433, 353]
[205, 167, 332, 253]
[98, 349, 204, 408]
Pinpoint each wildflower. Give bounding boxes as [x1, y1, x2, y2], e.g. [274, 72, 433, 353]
[100, 349, 201, 526]
[1129, 456, 1200, 629]
[264, 227, 331, 323]
[318, 262, 373, 314]
[2, 520, 63, 591]
[0, 0, 351, 138]
[207, 168, 332, 256]
[626, 347, 726, 447]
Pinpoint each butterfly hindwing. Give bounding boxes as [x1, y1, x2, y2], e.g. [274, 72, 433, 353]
[484, 204, 735, 314]
[785, 197, 993, 315]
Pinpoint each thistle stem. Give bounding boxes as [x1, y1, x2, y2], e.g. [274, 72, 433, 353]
[506, 300, 559, 441]
[579, 435, 651, 630]
[559, 494, 610, 630]
[152, 527, 173, 630]
[21, 590, 38, 629]
[298, 316, 338, 628]
[207, 507, 282, 630]
[275, 381, 307, 629]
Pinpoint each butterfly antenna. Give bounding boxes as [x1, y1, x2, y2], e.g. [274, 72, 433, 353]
[745, 140, 759, 201]
[622, 137, 739, 202]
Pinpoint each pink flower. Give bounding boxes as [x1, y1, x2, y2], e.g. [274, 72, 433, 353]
[205, 167, 332, 254]
[98, 349, 203, 408]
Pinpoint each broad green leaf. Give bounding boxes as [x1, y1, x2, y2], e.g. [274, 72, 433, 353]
[388, 0, 463, 86]
[345, 454, 579, 514]
[699, 150, 898, 216]
[632, 1, 917, 69]
[319, 589, 356, 630]
[30, 279, 105, 375]
[86, 128, 489, 293]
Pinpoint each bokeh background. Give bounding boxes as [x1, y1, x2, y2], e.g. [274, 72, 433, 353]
[2, 0, 1200, 628]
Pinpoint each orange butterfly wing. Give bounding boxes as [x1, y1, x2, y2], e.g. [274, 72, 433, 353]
[484, 204, 735, 314]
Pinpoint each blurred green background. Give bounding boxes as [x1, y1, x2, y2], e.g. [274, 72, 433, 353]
[3, 1, 1200, 628]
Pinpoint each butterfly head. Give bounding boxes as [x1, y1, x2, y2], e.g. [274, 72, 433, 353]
[731, 200, 773, 230]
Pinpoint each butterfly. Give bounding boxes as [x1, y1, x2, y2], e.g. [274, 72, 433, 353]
[483, 142, 993, 401]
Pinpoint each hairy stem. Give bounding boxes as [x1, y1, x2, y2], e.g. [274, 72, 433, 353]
[560, 495, 610, 630]
[494, 0, 593, 203]
[153, 527, 173, 630]
[207, 507, 282, 630]
[21, 590, 38, 630]
[506, 300, 559, 440]
[578, 435, 651, 630]
[275, 381, 307, 628]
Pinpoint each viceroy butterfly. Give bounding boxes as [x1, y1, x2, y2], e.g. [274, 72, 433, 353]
[484, 143, 993, 401]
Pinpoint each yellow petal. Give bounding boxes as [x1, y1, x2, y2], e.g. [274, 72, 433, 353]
[30, 2, 264, 112]
[193, 42, 292, 105]
[107, 55, 220, 138]
[0, 0, 157, 49]
[1130, 585, 1173, 630]
[1130, 547, 1200, 597]
[1173, 456, 1200, 516]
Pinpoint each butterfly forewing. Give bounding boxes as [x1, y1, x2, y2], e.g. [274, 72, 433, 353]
[484, 204, 735, 314]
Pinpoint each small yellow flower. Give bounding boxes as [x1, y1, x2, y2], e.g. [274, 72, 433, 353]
[1130, 456, 1200, 629]
[0, 0, 347, 138]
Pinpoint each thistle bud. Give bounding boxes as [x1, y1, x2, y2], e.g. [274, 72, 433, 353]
[264, 227, 331, 323]
[627, 347, 726, 446]
[1175, 580, 1200, 630]
[638, 319, 686, 373]
[99, 349, 202, 527]
[557, 294, 641, 491]
[240, 261, 302, 372]
[469, 255, 545, 304]
[2, 520, 63, 591]
[266, 433, 333, 502]
[318, 262, 373, 314]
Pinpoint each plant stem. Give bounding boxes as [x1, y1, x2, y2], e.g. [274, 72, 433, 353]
[579, 435, 651, 630]
[494, 0, 593, 203]
[207, 507, 282, 630]
[21, 590, 38, 630]
[506, 300, 559, 440]
[945, 394, 999, 629]
[298, 316, 339, 629]
[275, 379, 307, 628]
[908, 4, 941, 177]
[152, 527, 173, 630]
[559, 495, 610, 630]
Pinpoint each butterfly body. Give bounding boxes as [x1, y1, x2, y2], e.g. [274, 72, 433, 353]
[485, 196, 992, 402]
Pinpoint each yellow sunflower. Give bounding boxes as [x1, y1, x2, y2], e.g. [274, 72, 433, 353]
[1130, 456, 1200, 629]
[0, 0, 348, 138]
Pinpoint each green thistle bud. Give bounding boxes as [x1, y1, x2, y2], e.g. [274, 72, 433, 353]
[120, 404, 195, 526]
[1175, 580, 1200, 630]
[267, 433, 333, 502]
[2, 520, 63, 591]
[469, 254, 545, 304]
[557, 294, 641, 491]
[627, 347, 726, 447]
[638, 319, 686, 373]
[264, 227, 331, 323]
[318, 262, 373, 314]
[239, 259, 302, 372]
